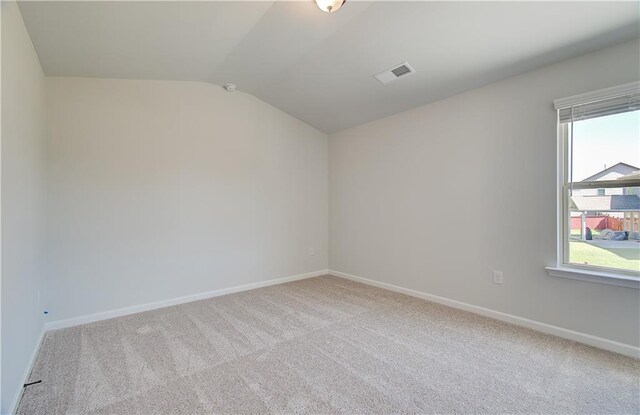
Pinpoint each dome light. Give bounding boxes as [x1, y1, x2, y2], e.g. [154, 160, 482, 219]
[314, 0, 346, 13]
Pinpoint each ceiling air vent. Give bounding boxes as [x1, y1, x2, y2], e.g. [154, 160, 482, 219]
[374, 62, 415, 85]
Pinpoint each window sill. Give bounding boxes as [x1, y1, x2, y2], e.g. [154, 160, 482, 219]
[546, 266, 640, 289]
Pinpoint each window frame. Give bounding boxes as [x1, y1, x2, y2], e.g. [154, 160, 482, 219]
[546, 82, 640, 289]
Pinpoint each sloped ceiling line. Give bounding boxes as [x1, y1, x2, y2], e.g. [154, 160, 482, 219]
[18, 1, 640, 134]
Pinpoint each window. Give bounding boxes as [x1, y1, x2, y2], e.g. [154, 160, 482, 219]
[549, 82, 640, 286]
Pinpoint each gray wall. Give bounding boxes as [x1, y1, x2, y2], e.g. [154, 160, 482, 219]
[329, 39, 640, 347]
[45, 77, 328, 322]
[1, 2, 47, 413]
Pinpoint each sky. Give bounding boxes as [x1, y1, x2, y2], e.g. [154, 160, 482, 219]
[572, 110, 640, 181]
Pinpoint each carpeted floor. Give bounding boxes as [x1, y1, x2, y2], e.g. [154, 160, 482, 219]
[17, 275, 640, 414]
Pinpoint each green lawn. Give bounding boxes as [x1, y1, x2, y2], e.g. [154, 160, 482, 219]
[569, 241, 640, 272]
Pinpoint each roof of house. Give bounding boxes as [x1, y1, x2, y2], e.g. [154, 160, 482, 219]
[581, 162, 640, 182]
[570, 194, 640, 212]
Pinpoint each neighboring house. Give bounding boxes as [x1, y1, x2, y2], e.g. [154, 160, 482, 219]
[617, 170, 640, 196]
[570, 163, 640, 239]
[574, 162, 640, 196]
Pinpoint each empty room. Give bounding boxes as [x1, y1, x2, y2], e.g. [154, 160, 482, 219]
[2, 0, 639, 414]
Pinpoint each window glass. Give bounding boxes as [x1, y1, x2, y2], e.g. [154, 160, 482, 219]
[565, 110, 640, 273]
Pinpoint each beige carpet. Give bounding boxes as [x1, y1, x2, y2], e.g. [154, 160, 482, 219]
[17, 276, 639, 414]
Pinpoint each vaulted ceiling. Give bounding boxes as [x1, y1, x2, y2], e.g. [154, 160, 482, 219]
[19, 1, 640, 133]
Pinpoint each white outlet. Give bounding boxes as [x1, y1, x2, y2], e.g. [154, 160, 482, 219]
[493, 271, 504, 285]
[309, 247, 315, 256]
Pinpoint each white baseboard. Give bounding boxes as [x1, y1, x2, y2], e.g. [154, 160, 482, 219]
[45, 269, 328, 331]
[329, 269, 640, 359]
[7, 328, 45, 415]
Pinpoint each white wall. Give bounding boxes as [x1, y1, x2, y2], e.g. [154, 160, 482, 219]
[2, 18, 637, 415]
[45, 77, 328, 322]
[329, 39, 640, 347]
[1, 1, 47, 413]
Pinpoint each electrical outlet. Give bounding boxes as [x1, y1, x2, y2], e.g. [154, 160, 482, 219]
[493, 271, 504, 285]
[309, 247, 316, 256]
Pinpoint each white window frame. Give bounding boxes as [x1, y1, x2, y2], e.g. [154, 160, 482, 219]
[546, 81, 640, 289]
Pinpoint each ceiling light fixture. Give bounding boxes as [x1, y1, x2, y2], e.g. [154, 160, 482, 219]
[314, 0, 346, 13]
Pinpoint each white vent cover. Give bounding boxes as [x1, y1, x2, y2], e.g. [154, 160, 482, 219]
[374, 62, 415, 85]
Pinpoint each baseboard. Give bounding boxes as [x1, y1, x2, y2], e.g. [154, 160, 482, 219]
[329, 269, 640, 359]
[45, 269, 329, 331]
[7, 328, 45, 415]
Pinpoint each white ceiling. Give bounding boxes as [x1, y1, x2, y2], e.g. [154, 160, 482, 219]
[19, 1, 640, 133]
